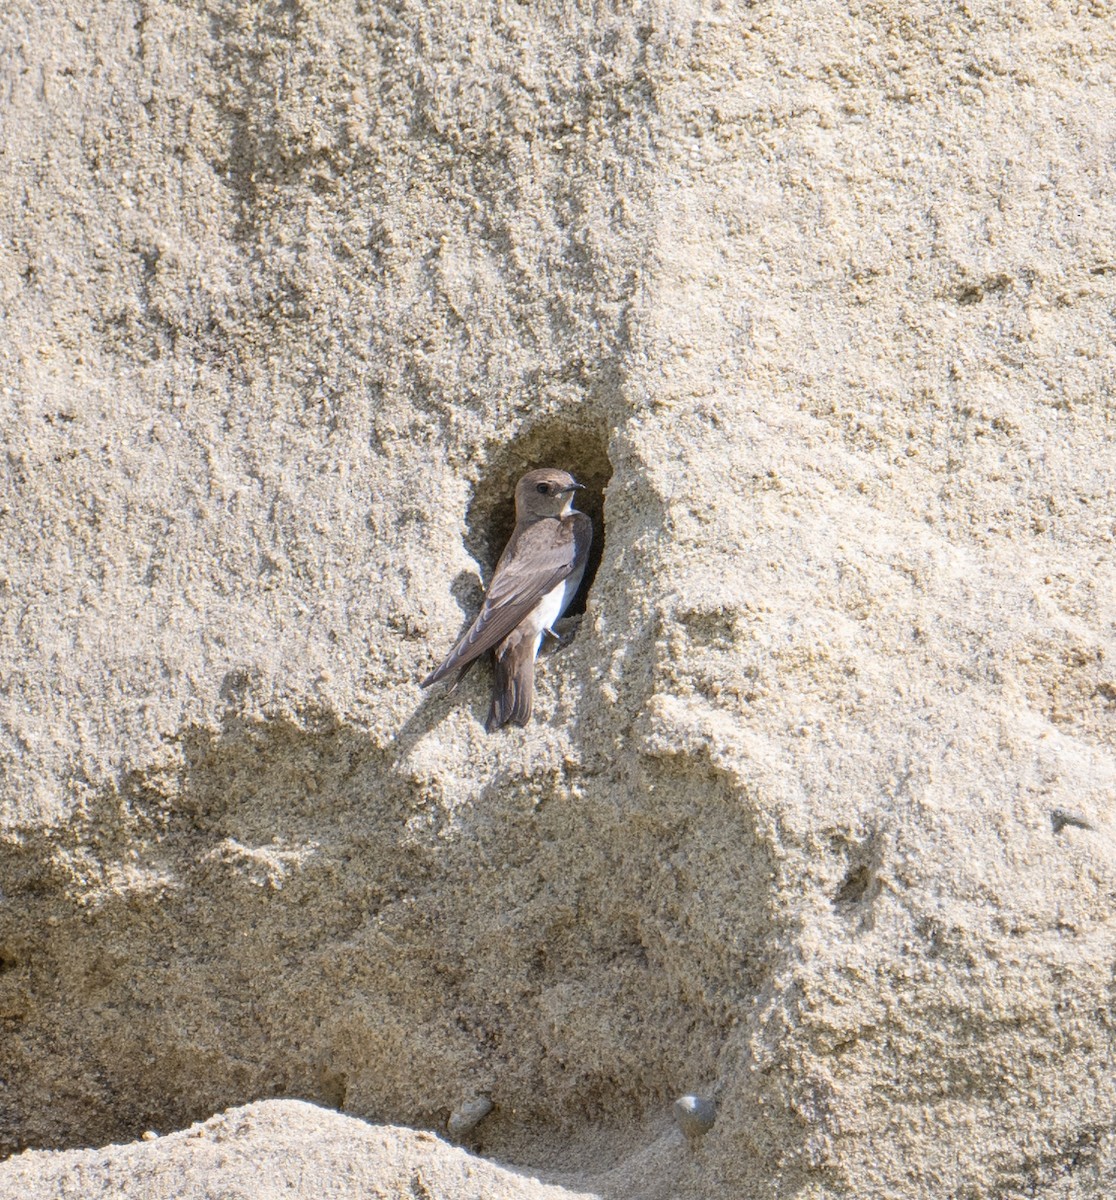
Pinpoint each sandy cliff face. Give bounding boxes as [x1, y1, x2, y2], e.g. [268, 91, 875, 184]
[1, 1, 1115, 1198]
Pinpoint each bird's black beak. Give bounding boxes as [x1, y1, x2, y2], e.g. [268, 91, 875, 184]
[562, 482, 585, 492]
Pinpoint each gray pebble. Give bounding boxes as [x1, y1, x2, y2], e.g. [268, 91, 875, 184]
[447, 1095, 494, 1140]
[674, 1093, 716, 1139]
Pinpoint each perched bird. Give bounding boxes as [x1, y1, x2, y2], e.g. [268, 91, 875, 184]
[422, 468, 592, 731]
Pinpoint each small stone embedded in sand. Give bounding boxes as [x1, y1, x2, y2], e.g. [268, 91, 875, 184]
[446, 1095, 494, 1140]
[673, 1093, 716, 1140]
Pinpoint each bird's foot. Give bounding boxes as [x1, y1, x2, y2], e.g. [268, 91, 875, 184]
[543, 615, 583, 651]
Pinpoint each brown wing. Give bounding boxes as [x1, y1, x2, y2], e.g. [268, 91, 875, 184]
[421, 515, 586, 687]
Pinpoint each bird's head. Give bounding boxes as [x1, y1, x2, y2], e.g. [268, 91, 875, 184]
[515, 468, 585, 521]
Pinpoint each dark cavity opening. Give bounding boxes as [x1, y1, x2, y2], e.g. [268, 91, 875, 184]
[464, 414, 611, 617]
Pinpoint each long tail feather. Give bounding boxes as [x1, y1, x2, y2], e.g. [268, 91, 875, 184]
[486, 641, 535, 732]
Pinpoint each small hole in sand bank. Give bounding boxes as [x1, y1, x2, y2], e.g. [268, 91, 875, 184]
[833, 864, 872, 906]
[464, 415, 611, 616]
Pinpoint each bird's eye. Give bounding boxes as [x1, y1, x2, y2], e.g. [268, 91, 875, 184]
[536, 482, 549, 494]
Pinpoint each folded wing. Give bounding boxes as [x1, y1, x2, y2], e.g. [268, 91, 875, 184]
[421, 514, 591, 687]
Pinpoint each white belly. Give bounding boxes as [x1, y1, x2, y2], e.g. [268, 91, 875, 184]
[527, 571, 583, 656]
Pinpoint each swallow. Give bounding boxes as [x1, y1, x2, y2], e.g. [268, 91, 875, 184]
[422, 468, 592, 731]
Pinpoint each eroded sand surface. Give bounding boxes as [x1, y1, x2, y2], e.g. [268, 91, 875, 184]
[1, 2, 1114, 1197]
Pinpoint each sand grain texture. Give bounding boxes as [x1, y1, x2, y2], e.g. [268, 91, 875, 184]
[1, 1, 1115, 1197]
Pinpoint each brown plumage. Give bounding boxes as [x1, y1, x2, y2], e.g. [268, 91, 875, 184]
[422, 468, 592, 731]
